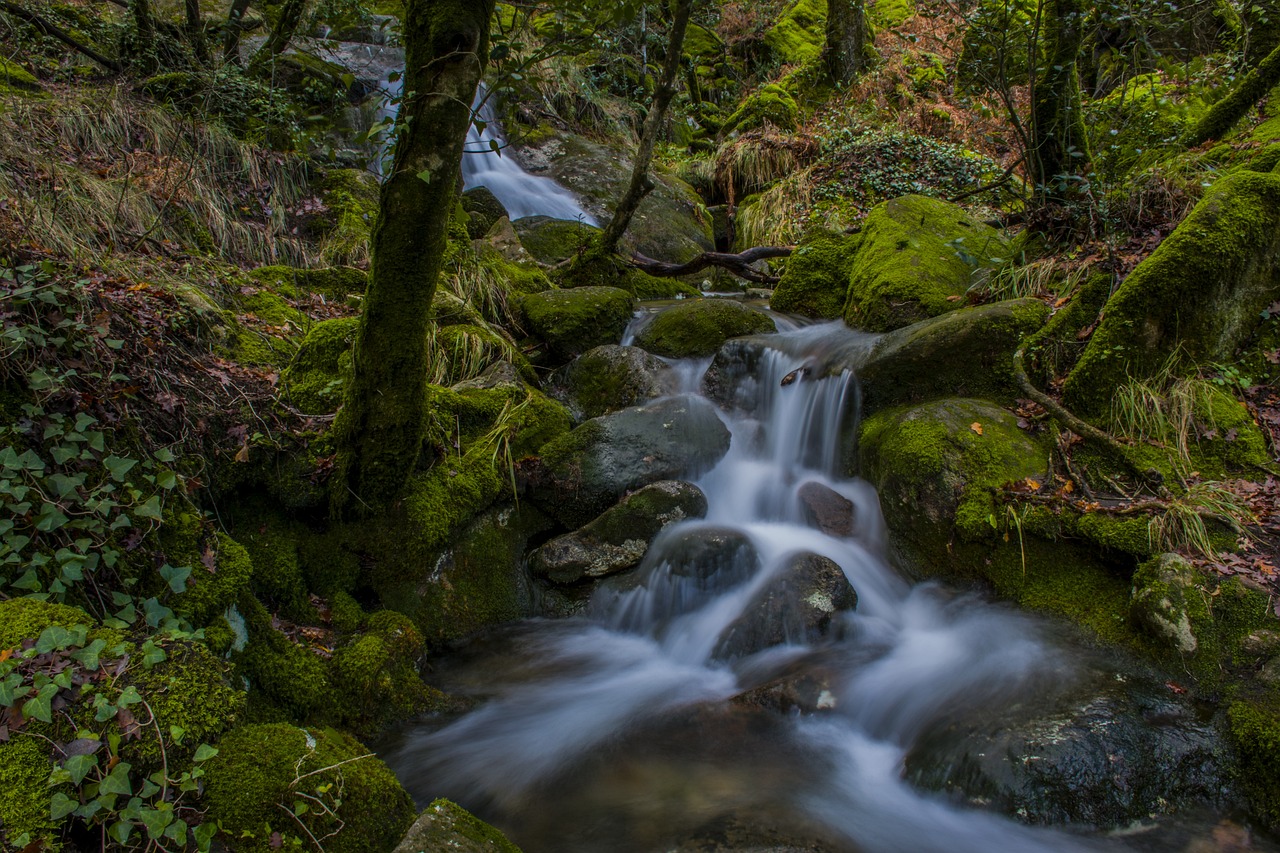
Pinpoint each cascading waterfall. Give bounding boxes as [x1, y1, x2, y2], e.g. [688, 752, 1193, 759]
[382, 322, 1179, 852]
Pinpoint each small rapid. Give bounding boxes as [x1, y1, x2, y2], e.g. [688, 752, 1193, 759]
[380, 323, 1204, 851]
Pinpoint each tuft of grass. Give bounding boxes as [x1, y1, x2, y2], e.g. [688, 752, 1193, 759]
[1148, 480, 1255, 559]
[1109, 359, 1219, 469]
[714, 128, 816, 199]
[970, 258, 1087, 302]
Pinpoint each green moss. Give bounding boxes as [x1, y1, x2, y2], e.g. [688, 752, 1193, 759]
[515, 217, 598, 265]
[0, 598, 93, 650]
[249, 265, 367, 302]
[314, 168, 379, 266]
[1192, 383, 1270, 473]
[234, 594, 328, 719]
[329, 590, 366, 633]
[281, 317, 359, 414]
[171, 530, 254, 627]
[558, 251, 699, 300]
[298, 530, 362, 596]
[1022, 272, 1113, 386]
[723, 84, 800, 135]
[843, 195, 1010, 332]
[1074, 512, 1152, 558]
[634, 299, 777, 358]
[475, 244, 552, 295]
[771, 229, 861, 318]
[225, 287, 307, 368]
[522, 286, 637, 364]
[203, 724, 415, 853]
[1064, 171, 1280, 417]
[328, 610, 445, 733]
[234, 507, 309, 621]
[764, 0, 826, 66]
[0, 736, 57, 849]
[0, 57, 41, 91]
[1227, 692, 1280, 829]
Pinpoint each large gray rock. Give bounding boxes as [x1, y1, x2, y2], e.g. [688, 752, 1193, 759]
[530, 481, 708, 584]
[529, 396, 731, 528]
[634, 299, 777, 359]
[549, 344, 675, 422]
[714, 553, 857, 660]
[513, 215, 598, 265]
[515, 132, 714, 262]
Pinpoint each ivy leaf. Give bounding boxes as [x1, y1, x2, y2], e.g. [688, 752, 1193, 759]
[99, 761, 133, 796]
[192, 744, 218, 763]
[416, 169, 432, 184]
[103, 456, 138, 482]
[35, 625, 73, 653]
[64, 753, 98, 785]
[71, 638, 108, 670]
[140, 804, 174, 839]
[159, 564, 191, 594]
[117, 685, 142, 708]
[50, 791, 79, 820]
[135, 495, 163, 520]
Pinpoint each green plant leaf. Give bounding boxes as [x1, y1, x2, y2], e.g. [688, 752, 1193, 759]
[50, 791, 79, 821]
[99, 762, 133, 796]
[192, 744, 219, 762]
[64, 753, 98, 785]
[159, 564, 191, 594]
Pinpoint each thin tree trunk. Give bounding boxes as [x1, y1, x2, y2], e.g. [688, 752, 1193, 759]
[128, 0, 157, 70]
[1029, 0, 1091, 197]
[598, 0, 693, 255]
[333, 0, 495, 509]
[223, 0, 253, 65]
[249, 0, 308, 71]
[185, 0, 209, 65]
[825, 0, 866, 86]
[1181, 41, 1280, 147]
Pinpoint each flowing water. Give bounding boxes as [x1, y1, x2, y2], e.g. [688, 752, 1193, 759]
[381, 321, 1260, 851]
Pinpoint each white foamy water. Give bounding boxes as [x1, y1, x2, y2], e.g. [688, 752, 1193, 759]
[383, 321, 1140, 852]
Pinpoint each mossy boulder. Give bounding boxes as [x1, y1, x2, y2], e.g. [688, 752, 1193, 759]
[249, 265, 367, 302]
[474, 241, 553, 294]
[0, 57, 41, 91]
[392, 799, 522, 853]
[1227, 692, 1280, 830]
[770, 230, 861, 319]
[312, 168, 380, 266]
[530, 480, 709, 584]
[225, 287, 307, 368]
[522, 286, 637, 364]
[329, 610, 447, 733]
[515, 132, 714, 263]
[1064, 171, 1280, 417]
[233, 595, 329, 719]
[166, 521, 255, 626]
[856, 298, 1050, 415]
[233, 506, 309, 621]
[530, 397, 732, 528]
[281, 317, 359, 415]
[514, 215, 597, 265]
[461, 186, 510, 239]
[843, 195, 1010, 332]
[0, 598, 94, 650]
[549, 344, 675, 422]
[203, 724, 415, 853]
[558, 250, 702, 299]
[713, 552, 857, 660]
[633, 299, 777, 358]
[722, 84, 800, 135]
[763, 0, 826, 65]
[1130, 553, 1206, 655]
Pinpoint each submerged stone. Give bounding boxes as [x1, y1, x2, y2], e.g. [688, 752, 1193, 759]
[797, 481, 855, 537]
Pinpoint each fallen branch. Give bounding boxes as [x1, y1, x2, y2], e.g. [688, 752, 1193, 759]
[628, 246, 794, 285]
[0, 1, 123, 71]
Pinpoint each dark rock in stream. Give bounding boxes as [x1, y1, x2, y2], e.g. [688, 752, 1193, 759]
[548, 344, 675, 422]
[714, 553, 857, 660]
[528, 396, 731, 528]
[530, 480, 708, 584]
[797, 481, 855, 537]
[903, 661, 1231, 827]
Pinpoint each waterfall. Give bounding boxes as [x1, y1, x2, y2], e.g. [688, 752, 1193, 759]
[380, 321, 1144, 852]
[461, 85, 597, 224]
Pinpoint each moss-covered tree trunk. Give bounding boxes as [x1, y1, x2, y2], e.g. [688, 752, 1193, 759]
[825, 0, 867, 86]
[185, 0, 209, 65]
[333, 0, 494, 510]
[599, 0, 693, 255]
[223, 0, 253, 65]
[1181, 41, 1280, 147]
[1029, 0, 1091, 197]
[249, 0, 308, 72]
[128, 0, 157, 71]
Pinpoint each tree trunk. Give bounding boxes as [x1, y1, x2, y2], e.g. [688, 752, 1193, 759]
[1181, 41, 1280, 147]
[825, 0, 867, 86]
[249, 0, 308, 72]
[223, 0, 253, 65]
[1029, 0, 1091, 197]
[185, 0, 209, 65]
[598, 0, 693, 255]
[128, 0, 157, 70]
[333, 0, 494, 510]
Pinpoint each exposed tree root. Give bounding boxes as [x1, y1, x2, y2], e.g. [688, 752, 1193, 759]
[628, 246, 794, 284]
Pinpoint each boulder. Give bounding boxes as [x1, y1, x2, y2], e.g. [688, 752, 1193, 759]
[530, 481, 709, 584]
[856, 298, 1049, 416]
[522, 286, 636, 364]
[634, 299, 777, 359]
[843, 195, 1009, 332]
[515, 132, 714, 263]
[713, 553, 857, 659]
[461, 186, 510, 239]
[770, 229, 861, 319]
[529, 397, 731, 528]
[393, 799, 521, 853]
[797, 481, 855, 537]
[1130, 553, 1204, 655]
[549, 344, 675, 421]
[514, 215, 598, 264]
[1064, 170, 1280, 417]
[0, 57, 41, 92]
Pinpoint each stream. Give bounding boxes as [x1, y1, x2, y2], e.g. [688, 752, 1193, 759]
[380, 319, 1271, 852]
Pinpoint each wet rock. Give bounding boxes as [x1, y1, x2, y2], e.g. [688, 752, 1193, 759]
[731, 648, 848, 715]
[477, 216, 537, 265]
[702, 336, 773, 411]
[530, 481, 708, 584]
[1130, 553, 1204, 655]
[797, 482, 855, 537]
[856, 299, 1050, 416]
[634, 299, 777, 359]
[904, 663, 1230, 827]
[521, 286, 636, 365]
[461, 186, 509, 239]
[1243, 629, 1280, 658]
[514, 215, 598, 265]
[714, 553, 857, 660]
[529, 396, 731, 528]
[393, 798, 521, 853]
[549, 344, 675, 422]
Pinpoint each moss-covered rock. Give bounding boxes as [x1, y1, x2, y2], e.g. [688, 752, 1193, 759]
[329, 610, 446, 733]
[0, 57, 40, 92]
[249, 265, 367, 302]
[0, 598, 93, 650]
[514, 216, 597, 265]
[203, 724, 415, 853]
[1130, 553, 1205, 655]
[461, 186, 510, 240]
[530, 480, 709, 584]
[313, 168, 380, 266]
[474, 241, 552, 294]
[392, 799, 522, 853]
[763, 0, 826, 66]
[722, 84, 800, 135]
[281, 316, 359, 415]
[522, 286, 637, 364]
[856, 298, 1050, 415]
[1064, 171, 1280, 417]
[529, 396, 731, 528]
[167, 520, 255, 626]
[548, 344, 675, 422]
[234, 595, 328, 719]
[0, 735, 56, 849]
[633, 299, 777, 359]
[233, 506, 310, 621]
[770, 230, 861, 318]
[1227, 691, 1280, 830]
[843, 195, 1010, 332]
